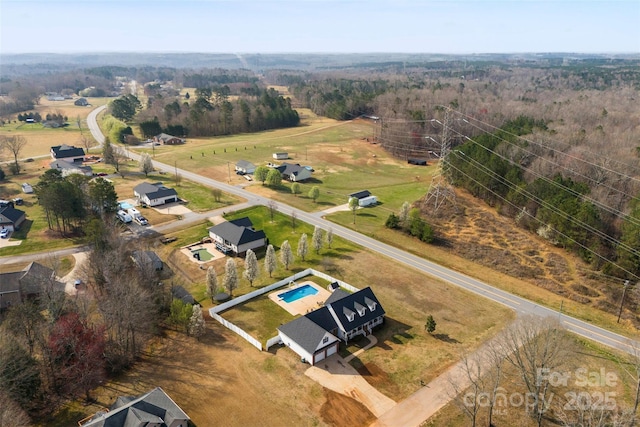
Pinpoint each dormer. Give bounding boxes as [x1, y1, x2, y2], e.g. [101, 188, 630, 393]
[354, 302, 366, 317]
[364, 296, 377, 312]
[343, 307, 355, 322]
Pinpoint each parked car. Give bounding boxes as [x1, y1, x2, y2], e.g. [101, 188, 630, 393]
[0, 229, 10, 239]
[134, 215, 148, 226]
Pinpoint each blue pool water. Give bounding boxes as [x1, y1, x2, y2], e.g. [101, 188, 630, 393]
[119, 202, 134, 210]
[278, 284, 318, 303]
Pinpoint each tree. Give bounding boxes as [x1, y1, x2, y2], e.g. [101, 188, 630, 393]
[326, 227, 334, 249]
[206, 266, 218, 303]
[243, 249, 259, 287]
[291, 182, 301, 196]
[268, 200, 278, 222]
[266, 168, 282, 187]
[188, 305, 206, 340]
[169, 299, 193, 333]
[139, 153, 153, 176]
[80, 134, 92, 154]
[297, 233, 309, 261]
[223, 258, 238, 297]
[4, 301, 45, 355]
[385, 213, 400, 229]
[425, 315, 437, 334]
[0, 338, 42, 408]
[399, 201, 411, 229]
[48, 312, 106, 401]
[0, 391, 31, 427]
[264, 244, 277, 278]
[499, 316, 567, 426]
[102, 137, 115, 164]
[312, 226, 324, 254]
[349, 197, 359, 224]
[1, 136, 27, 175]
[212, 188, 222, 202]
[291, 210, 297, 231]
[308, 186, 320, 203]
[88, 177, 118, 216]
[254, 165, 269, 184]
[280, 240, 294, 270]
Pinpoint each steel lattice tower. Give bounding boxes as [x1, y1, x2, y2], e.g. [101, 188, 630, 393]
[423, 109, 457, 213]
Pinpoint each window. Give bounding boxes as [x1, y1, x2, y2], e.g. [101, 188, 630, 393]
[322, 336, 329, 344]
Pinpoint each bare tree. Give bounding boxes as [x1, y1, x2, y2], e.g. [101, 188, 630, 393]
[499, 316, 568, 427]
[264, 244, 277, 278]
[205, 266, 218, 303]
[1, 135, 27, 174]
[349, 197, 359, 224]
[80, 134, 92, 154]
[268, 200, 278, 222]
[291, 210, 297, 231]
[223, 258, 238, 297]
[280, 240, 294, 270]
[297, 233, 308, 261]
[449, 351, 484, 427]
[212, 188, 222, 203]
[312, 226, 324, 254]
[0, 391, 31, 427]
[243, 249, 259, 287]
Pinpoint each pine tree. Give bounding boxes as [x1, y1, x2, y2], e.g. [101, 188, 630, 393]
[425, 315, 437, 334]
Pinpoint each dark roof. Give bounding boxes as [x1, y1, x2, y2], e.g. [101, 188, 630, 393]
[82, 387, 189, 427]
[155, 133, 183, 142]
[51, 144, 85, 159]
[132, 250, 163, 268]
[275, 163, 304, 176]
[278, 315, 335, 355]
[326, 287, 385, 333]
[0, 206, 25, 224]
[0, 272, 22, 294]
[134, 182, 178, 200]
[305, 306, 338, 332]
[208, 217, 266, 246]
[20, 262, 57, 295]
[349, 190, 371, 199]
[171, 286, 195, 305]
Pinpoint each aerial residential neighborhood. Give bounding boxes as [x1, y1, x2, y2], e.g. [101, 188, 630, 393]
[1, 3, 640, 426]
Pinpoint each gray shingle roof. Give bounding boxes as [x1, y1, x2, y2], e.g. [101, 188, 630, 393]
[81, 387, 189, 427]
[235, 160, 255, 169]
[278, 315, 333, 354]
[208, 217, 266, 246]
[134, 182, 178, 200]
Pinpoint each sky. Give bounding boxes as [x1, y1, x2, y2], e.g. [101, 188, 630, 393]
[1, 0, 639, 54]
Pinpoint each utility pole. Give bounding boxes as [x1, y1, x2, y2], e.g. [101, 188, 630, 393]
[174, 160, 178, 185]
[227, 161, 231, 183]
[617, 280, 630, 323]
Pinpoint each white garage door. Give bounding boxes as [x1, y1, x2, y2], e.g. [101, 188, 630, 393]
[314, 351, 326, 364]
[326, 344, 338, 357]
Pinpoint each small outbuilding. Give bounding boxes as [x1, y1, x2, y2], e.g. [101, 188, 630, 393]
[235, 160, 256, 174]
[408, 158, 428, 166]
[273, 152, 288, 160]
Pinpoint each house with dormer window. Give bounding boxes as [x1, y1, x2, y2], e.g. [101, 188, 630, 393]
[277, 286, 385, 365]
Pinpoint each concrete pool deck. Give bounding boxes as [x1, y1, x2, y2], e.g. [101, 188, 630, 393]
[180, 242, 226, 265]
[268, 281, 332, 316]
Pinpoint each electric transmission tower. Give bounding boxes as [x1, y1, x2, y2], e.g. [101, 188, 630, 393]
[423, 108, 457, 213]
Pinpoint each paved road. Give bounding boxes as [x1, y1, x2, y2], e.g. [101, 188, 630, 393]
[84, 105, 640, 356]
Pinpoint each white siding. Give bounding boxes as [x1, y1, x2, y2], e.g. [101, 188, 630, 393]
[279, 331, 313, 363]
[358, 195, 378, 207]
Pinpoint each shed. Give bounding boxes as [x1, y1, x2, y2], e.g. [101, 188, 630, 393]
[408, 158, 428, 166]
[273, 152, 288, 160]
[357, 195, 378, 207]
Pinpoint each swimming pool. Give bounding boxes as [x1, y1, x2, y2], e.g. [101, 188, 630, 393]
[278, 284, 318, 303]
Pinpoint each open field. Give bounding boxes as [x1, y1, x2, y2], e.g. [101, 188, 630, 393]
[0, 97, 109, 160]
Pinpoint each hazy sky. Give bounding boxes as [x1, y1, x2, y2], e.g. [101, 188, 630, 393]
[1, 0, 639, 54]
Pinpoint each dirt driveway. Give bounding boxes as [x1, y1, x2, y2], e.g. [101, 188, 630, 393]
[305, 353, 396, 418]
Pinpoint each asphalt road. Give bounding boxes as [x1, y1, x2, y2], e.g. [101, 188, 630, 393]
[21, 105, 636, 356]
